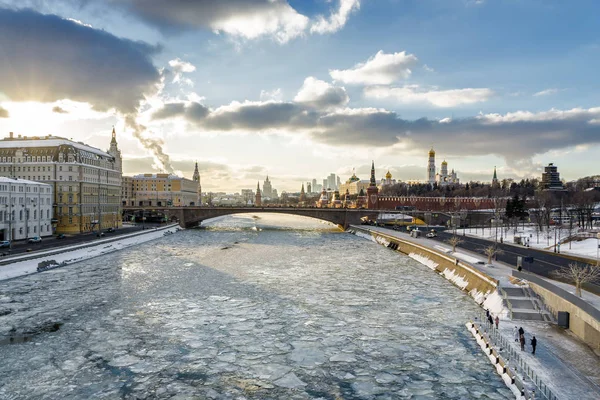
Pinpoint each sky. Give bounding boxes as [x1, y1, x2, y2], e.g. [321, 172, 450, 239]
[0, 0, 599, 193]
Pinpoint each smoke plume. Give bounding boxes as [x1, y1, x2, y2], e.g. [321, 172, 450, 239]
[125, 114, 174, 173]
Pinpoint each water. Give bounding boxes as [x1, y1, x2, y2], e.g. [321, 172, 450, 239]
[0, 214, 511, 399]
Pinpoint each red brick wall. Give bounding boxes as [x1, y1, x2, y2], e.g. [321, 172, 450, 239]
[377, 196, 506, 211]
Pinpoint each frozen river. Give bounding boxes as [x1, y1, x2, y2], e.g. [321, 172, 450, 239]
[0, 214, 511, 399]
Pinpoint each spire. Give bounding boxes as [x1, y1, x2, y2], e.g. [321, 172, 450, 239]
[111, 125, 117, 144]
[369, 160, 376, 187]
[300, 183, 305, 194]
[192, 161, 200, 182]
[256, 181, 261, 193]
[493, 166, 497, 180]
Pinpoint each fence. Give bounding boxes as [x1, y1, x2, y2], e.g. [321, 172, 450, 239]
[474, 312, 558, 400]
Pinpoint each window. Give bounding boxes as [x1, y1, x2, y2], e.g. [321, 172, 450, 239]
[69, 176, 72, 181]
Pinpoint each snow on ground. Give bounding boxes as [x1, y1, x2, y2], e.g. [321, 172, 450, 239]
[0, 225, 178, 281]
[456, 224, 600, 261]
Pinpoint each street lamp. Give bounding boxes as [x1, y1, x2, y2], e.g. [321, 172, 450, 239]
[596, 232, 600, 265]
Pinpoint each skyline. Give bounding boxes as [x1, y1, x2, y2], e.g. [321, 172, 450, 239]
[0, 0, 599, 192]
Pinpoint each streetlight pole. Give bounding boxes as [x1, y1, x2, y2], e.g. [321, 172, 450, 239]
[596, 232, 600, 266]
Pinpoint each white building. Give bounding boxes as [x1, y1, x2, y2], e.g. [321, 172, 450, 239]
[0, 177, 53, 241]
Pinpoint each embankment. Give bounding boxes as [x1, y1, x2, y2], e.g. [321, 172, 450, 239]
[349, 226, 502, 313]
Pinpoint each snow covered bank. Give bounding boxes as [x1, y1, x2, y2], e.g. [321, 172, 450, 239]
[0, 225, 179, 281]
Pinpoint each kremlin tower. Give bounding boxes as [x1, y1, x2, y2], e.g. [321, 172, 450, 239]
[255, 182, 262, 206]
[366, 160, 379, 209]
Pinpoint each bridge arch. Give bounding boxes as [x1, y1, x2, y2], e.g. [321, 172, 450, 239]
[123, 207, 381, 230]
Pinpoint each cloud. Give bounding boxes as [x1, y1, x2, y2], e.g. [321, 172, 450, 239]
[0, 8, 161, 113]
[0, 106, 8, 118]
[168, 58, 196, 86]
[533, 88, 559, 97]
[114, 0, 309, 43]
[151, 101, 210, 123]
[311, 0, 360, 34]
[158, 99, 600, 168]
[329, 51, 418, 85]
[293, 77, 349, 109]
[52, 106, 69, 114]
[364, 85, 494, 107]
[260, 88, 283, 101]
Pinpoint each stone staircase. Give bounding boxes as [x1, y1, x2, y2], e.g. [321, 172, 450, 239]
[500, 286, 555, 322]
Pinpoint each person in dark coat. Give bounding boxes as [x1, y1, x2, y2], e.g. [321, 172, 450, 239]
[494, 316, 499, 329]
[488, 314, 494, 326]
[486, 309, 490, 319]
[518, 326, 524, 336]
[531, 336, 537, 355]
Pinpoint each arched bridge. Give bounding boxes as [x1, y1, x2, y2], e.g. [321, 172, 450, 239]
[123, 206, 382, 229]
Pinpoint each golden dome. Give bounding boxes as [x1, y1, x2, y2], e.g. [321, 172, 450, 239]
[442, 160, 447, 165]
[385, 170, 392, 179]
[428, 148, 435, 156]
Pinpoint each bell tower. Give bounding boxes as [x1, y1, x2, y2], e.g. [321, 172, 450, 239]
[255, 182, 262, 207]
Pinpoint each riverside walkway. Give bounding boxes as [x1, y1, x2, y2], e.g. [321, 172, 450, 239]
[356, 225, 600, 400]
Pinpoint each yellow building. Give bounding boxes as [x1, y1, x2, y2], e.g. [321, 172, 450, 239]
[0, 130, 122, 234]
[338, 171, 371, 195]
[125, 173, 199, 207]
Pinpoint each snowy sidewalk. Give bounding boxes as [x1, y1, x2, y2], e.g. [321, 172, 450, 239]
[356, 225, 600, 399]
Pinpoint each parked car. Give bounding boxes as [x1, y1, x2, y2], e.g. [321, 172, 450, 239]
[106, 227, 115, 233]
[426, 231, 437, 238]
[56, 234, 66, 239]
[96, 232, 105, 237]
[0, 240, 11, 248]
[28, 237, 42, 243]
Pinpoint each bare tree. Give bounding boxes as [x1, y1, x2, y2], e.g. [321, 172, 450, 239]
[483, 245, 503, 264]
[552, 262, 600, 297]
[446, 235, 463, 252]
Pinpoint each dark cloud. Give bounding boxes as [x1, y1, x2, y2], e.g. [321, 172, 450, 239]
[0, 106, 8, 118]
[151, 102, 209, 123]
[155, 98, 600, 167]
[0, 8, 160, 113]
[109, 0, 309, 42]
[52, 106, 69, 114]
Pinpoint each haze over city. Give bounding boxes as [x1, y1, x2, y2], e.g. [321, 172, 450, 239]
[0, 0, 599, 192]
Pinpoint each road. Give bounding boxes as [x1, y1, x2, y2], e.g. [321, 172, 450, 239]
[379, 225, 595, 279]
[0, 224, 163, 257]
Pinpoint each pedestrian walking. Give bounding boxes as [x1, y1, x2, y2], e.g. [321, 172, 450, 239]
[486, 309, 490, 319]
[494, 316, 499, 329]
[518, 326, 524, 336]
[488, 314, 494, 326]
[513, 326, 519, 342]
[520, 334, 525, 351]
[531, 336, 537, 355]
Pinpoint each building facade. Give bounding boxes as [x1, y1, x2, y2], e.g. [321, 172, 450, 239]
[339, 171, 370, 195]
[0, 130, 122, 234]
[0, 177, 54, 241]
[125, 173, 199, 207]
[541, 163, 564, 190]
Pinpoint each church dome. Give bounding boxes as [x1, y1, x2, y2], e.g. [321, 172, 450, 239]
[385, 170, 392, 179]
[348, 173, 360, 183]
[442, 160, 447, 165]
[428, 148, 435, 157]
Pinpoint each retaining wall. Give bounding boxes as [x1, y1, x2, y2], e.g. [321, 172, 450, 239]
[350, 226, 499, 306]
[514, 270, 600, 351]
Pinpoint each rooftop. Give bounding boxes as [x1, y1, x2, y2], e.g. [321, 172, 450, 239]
[0, 134, 111, 158]
[0, 176, 52, 186]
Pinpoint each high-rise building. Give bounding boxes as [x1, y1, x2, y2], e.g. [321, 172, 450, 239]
[322, 179, 327, 190]
[306, 182, 312, 193]
[312, 179, 317, 193]
[0, 130, 122, 234]
[263, 176, 273, 198]
[327, 173, 337, 190]
[541, 163, 564, 190]
[0, 177, 53, 240]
